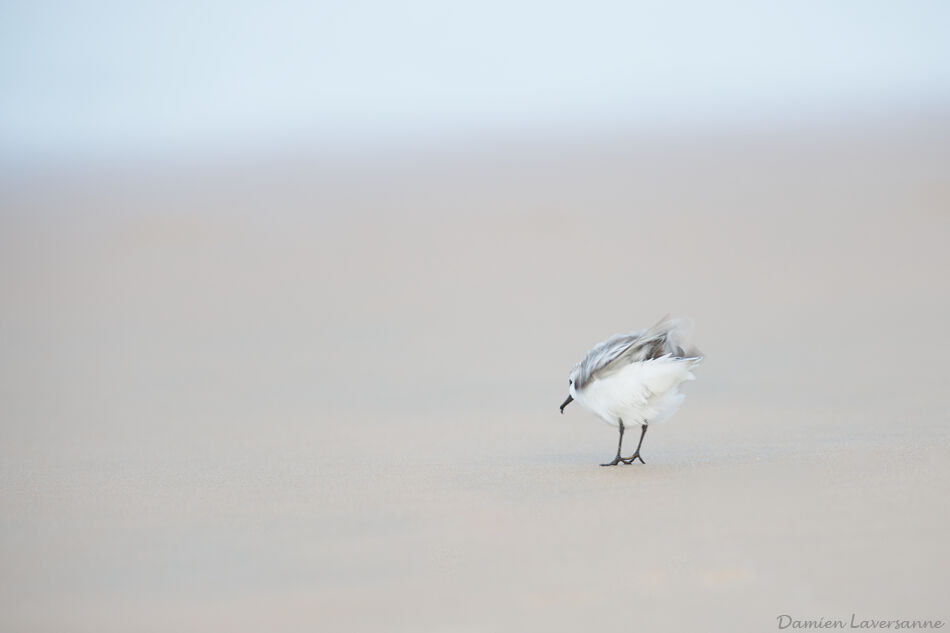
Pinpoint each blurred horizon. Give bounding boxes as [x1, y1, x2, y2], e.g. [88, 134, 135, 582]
[2, 0, 949, 165]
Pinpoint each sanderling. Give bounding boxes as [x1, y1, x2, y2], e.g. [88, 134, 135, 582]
[559, 316, 702, 466]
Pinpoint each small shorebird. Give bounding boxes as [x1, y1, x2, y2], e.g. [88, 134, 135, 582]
[559, 317, 702, 466]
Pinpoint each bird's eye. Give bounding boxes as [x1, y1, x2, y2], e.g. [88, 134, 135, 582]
[569, 379, 573, 385]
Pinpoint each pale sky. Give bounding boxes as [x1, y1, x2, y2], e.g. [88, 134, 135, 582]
[1, 0, 948, 160]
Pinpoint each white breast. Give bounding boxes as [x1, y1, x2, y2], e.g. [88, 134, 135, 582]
[574, 356, 700, 427]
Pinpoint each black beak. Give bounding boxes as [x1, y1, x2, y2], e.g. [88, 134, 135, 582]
[559, 394, 573, 414]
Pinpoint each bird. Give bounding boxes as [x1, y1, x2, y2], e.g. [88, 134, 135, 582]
[559, 316, 702, 466]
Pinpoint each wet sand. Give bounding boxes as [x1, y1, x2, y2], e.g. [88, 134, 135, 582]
[2, 116, 949, 631]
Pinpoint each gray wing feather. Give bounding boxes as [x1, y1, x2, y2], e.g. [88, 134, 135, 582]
[573, 316, 702, 389]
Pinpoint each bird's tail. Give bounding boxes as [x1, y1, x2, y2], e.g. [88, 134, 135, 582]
[643, 315, 703, 361]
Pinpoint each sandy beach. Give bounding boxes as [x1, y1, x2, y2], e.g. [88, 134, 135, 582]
[2, 115, 949, 631]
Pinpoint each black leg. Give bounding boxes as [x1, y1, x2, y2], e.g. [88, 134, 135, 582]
[600, 419, 625, 467]
[622, 424, 648, 464]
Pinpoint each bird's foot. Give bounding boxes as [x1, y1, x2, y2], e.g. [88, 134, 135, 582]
[621, 452, 645, 465]
[600, 456, 624, 467]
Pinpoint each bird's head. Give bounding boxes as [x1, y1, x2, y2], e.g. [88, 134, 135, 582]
[560, 366, 580, 413]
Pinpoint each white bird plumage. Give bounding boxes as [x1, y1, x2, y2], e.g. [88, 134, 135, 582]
[560, 316, 702, 466]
